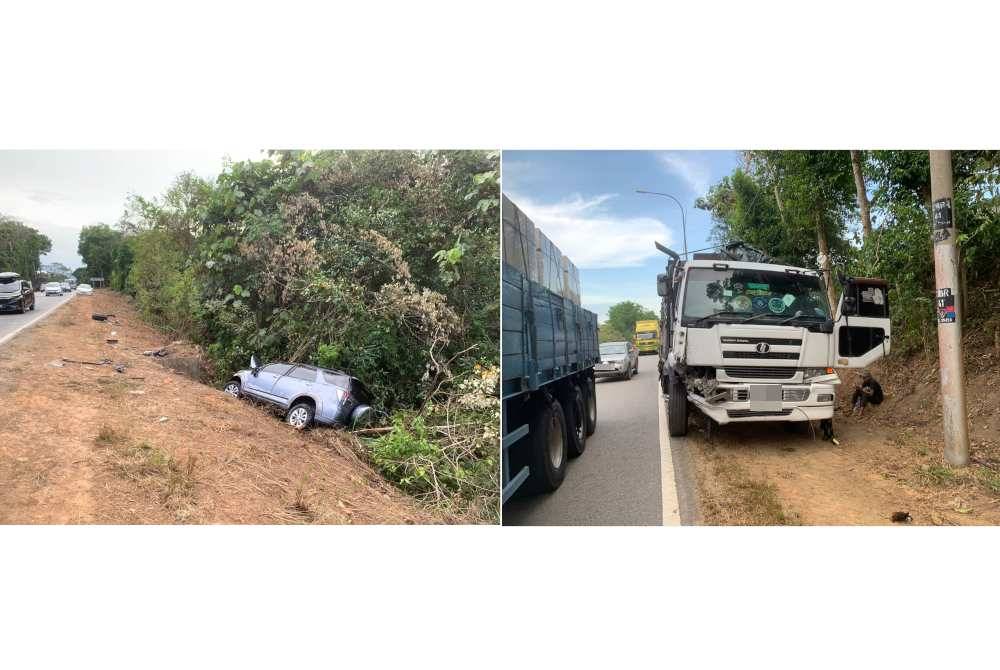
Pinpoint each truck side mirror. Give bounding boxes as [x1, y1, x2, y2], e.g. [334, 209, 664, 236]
[842, 295, 858, 316]
[656, 273, 668, 297]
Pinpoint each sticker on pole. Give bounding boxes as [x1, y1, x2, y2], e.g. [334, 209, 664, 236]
[932, 198, 953, 244]
[936, 287, 956, 323]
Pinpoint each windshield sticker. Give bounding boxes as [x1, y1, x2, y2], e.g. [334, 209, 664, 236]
[751, 296, 768, 312]
[732, 295, 752, 312]
[768, 297, 787, 313]
[747, 282, 769, 290]
[782, 293, 795, 306]
[723, 289, 733, 297]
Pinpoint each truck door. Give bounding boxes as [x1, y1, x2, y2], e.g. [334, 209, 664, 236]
[834, 278, 891, 368]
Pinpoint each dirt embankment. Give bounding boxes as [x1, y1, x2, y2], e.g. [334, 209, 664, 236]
[0, 291, 444, 524]
[691, 325, 1000, 526]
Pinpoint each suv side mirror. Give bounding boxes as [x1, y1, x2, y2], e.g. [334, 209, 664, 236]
[656, 273, 668, 297]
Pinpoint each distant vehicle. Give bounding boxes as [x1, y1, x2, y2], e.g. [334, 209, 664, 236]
[76, 283, 93, 295]
[59, 282, 72, 294]
[44, 282, 63, 296]
[596, 341, 639, 380]
[0, 273, 36, 313]
[224, 357, 373, 430]
[634, 318, 659, 355]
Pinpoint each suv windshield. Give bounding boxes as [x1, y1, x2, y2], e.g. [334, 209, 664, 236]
[0, 278, 20, 293]
[682, 267, 831, 323]
[600, 343, 627, 355]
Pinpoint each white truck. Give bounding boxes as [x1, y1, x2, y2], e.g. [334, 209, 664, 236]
[655, 242, 891, 439]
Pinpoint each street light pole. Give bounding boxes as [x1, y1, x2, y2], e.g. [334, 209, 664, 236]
[929, 150, 970, 467]
[636, 189, 688, 258]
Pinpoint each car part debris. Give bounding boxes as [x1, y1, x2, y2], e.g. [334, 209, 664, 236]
[114, 364, 126, 374]
[91, 313, 116, 321]
[61, 357, 113, 366]
[891, 511, 912, 523]
[142, 348, 169, 357]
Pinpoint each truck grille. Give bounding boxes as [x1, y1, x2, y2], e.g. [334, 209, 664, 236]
[733, 389, 749, 401]
[782, 388, 810, 402]
[722, 351, 799, 360]
[727, 409, 794, 418]
[724, 367, 797, 380]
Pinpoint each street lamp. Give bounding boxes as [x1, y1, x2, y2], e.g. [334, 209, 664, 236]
[636, 189, 688, 258]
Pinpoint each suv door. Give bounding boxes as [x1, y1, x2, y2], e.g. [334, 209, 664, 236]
[271, 365, 317, 408]
[244, 363, 293, 402]
[834, 278, 891, 368]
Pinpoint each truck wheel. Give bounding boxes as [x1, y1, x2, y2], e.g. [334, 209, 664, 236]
[527, 397, 568, 493]
[584, 378, 597, 436]
[566, 384, 587, 458]
[667, 374, 688, 437]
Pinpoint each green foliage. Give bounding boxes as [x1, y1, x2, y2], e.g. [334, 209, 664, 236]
[78, 223, 126, 281]
[605, 301, 656, 341]
[0, 214, 51, 279]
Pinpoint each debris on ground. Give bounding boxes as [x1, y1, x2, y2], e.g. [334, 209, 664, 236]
[91, 313, 115, 321]
[142, 347, 169, 357]
[891, 511, 912, 523]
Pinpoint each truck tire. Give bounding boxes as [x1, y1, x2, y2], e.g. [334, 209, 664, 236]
[527, 397, 568, 493]
[566, 384, 587, 458]
[584, 378, 597, 436]
[667, 374, 688, 437]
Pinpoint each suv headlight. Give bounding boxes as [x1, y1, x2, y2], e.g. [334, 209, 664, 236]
[802, 367, 834, 381]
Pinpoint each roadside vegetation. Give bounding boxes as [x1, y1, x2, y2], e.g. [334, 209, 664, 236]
[74, 150, 500, 522]
[0, 214, 51, 278]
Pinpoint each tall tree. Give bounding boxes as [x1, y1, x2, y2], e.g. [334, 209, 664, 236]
[77, 223, 125, 280]
[605, 301, 656, 340]
[850, 150, 873, 238]
[0, 214, 52, 279]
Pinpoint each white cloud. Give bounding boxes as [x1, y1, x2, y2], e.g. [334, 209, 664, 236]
[657, 151, 712, 197]
[508, 192, 673, 269]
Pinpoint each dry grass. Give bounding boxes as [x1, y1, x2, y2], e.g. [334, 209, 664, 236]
[699, 454, 800, 526]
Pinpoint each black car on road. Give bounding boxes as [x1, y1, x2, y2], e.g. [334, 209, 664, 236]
[0, 273, 35, 314]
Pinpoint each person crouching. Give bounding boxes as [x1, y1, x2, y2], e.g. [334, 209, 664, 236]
[851, 370, 884, 416]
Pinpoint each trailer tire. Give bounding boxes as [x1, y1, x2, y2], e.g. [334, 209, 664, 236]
[667, 374, 688, 437]
[566, 384, 587, 458]
[526, 397, 568, 493]
[584, 378, 597, 436]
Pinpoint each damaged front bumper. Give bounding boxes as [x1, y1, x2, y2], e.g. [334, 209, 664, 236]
[690, 382, 837, 425]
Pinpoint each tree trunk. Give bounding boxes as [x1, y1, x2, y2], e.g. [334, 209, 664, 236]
[773, 183, 788, 228]
[816, 218, 838, 310]
[850, 150, 873, 238]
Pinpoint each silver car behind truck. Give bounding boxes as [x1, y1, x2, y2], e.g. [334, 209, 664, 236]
[595, 341, 639, 380]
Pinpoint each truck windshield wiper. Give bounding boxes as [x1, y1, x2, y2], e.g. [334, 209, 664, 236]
[774, 311, 827, 325]
[737, 312, 777, 324]
[690, 310, 748, 326]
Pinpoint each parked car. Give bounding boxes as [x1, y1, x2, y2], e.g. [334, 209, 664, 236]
[595, 340, 639, 380]
[76, 283, 94, 295]
[0, 273, 35, 313]
[223, 357, 373, 430]
[44, 282, 63, 296]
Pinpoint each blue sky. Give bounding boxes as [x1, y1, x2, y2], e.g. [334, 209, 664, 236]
[502, 150, 742, 322]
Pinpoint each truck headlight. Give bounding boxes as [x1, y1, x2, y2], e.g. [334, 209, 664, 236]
[802, 367, 834, 381]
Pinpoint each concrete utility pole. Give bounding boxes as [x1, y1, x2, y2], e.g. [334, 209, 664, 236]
[929, 150, 970, 466]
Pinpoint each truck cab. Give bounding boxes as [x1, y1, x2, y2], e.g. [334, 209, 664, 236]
[634, 319, 659, 355]
[656, 245, 890, 437]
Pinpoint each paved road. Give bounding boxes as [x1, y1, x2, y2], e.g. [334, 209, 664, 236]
[0, 291, 73, 344]
[504, 355, 669, 526]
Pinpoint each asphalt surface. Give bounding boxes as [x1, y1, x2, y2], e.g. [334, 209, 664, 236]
[0, 291, 73, 343]
[503, 355, 666, 525]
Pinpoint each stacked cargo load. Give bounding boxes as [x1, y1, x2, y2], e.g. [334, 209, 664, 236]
[501, 194, 536, 280]
[561, 254, 580, 305]
[533, 228, 564, 296]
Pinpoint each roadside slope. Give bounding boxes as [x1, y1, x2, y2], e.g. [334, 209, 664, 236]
[0, 291, 442, 524]
[689, 327, 1000, 526]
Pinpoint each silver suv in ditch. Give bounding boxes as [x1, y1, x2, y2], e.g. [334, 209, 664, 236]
[224, 357, 373, 430]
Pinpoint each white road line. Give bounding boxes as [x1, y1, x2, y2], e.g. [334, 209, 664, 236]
[0, 295, 75, 349]
[658, 389, 681, 526]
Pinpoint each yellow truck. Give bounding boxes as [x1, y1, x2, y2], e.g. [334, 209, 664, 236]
[634, 319, 659, 355]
